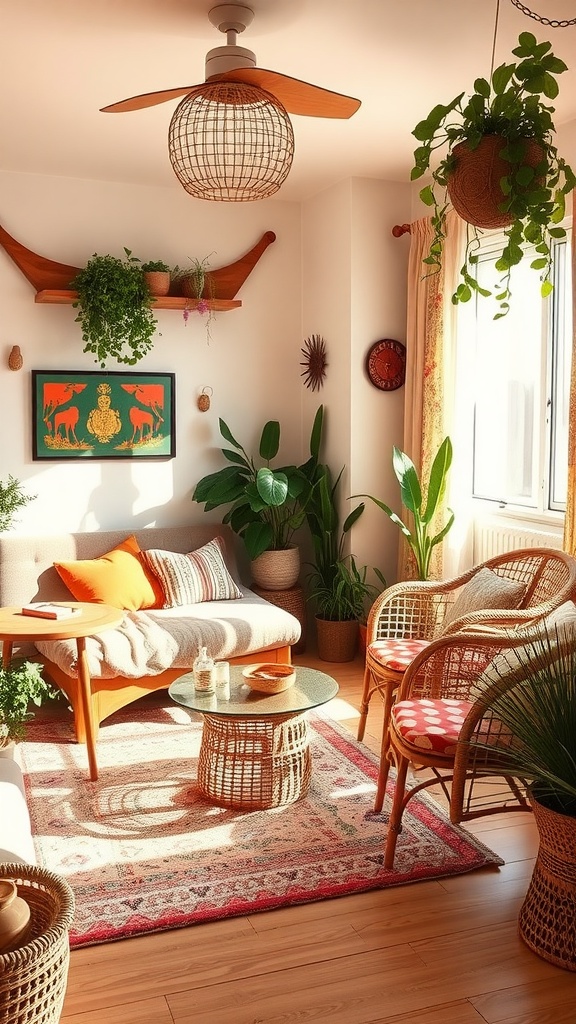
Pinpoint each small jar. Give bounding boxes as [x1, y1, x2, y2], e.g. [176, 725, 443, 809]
[193, 646, 215, 694]
[214, 661, 231, 700]
[0, 879, 31, 953]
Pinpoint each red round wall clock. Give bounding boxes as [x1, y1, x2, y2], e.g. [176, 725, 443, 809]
[365, 339, 406, 391]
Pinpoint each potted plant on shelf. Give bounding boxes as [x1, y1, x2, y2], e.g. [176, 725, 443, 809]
[353, 436, 454, 581]
[0, 475, 36, 532]
[0, 659, 55, 754]
[192, 416, 310, 591]
[411, 32, 576, 317]
[141, 260, 171, 297]
[72, 248, 158, 367]
[470, 627, 576, 971]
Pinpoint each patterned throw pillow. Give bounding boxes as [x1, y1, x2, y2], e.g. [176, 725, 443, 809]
[141, 536, 242, 608]
[54, 535, 164, 611]
[441, 566, 526, 630]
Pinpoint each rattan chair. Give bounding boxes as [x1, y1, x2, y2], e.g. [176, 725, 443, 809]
[357, 547, 576, 751]
[0, 863, 75, 1024]
[379, 612, 573, 870]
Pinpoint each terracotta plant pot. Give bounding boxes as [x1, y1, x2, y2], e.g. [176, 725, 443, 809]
[447, 134, 545, 230]
[518, 790, 576, 972]
[143, 271, 171, 297]
[250, 547, 300, 591]
[315, 616, 359, 663]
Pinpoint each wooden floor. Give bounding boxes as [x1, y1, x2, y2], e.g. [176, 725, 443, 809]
[58, 651, 576, 1024]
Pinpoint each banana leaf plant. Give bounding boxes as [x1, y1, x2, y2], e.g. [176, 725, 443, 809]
[192, 417, 311, 560]
[353, 436, 454, 580]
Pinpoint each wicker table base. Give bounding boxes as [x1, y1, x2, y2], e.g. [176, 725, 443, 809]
[197, 711, 311, 810]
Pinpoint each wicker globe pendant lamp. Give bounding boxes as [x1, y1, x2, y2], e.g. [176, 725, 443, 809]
[168, 80, 294, 202]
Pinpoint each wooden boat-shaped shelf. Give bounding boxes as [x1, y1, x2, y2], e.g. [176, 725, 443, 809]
[0, 224, 276, 311]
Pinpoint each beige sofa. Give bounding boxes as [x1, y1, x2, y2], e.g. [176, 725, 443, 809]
[0, 524, 301, 759]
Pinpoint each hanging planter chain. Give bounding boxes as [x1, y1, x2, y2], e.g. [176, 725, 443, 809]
[510, 0, 576, 27]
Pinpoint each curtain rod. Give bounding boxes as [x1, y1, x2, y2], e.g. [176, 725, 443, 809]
[392, 223, 411, 237]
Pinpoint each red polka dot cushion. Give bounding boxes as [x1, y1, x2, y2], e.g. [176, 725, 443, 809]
[391, 698, 473, 755]
[367, 638, 430, 672]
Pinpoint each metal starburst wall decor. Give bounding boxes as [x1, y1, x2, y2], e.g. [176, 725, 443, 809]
[300, 334, 327, 391]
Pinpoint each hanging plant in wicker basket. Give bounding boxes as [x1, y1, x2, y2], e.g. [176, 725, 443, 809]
[300, 334, 327, 391]
[411, 31, 576, 317]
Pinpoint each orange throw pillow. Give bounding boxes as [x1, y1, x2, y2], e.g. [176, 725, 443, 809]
[54, 535, 164, 610]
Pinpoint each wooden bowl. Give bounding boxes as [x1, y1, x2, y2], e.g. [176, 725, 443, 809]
[242, 663, 296, 694]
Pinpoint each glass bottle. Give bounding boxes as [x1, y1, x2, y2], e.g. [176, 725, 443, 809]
[193, 646, 215, 694]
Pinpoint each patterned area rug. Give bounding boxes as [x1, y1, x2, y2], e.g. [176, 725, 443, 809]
[18, 702, 502, 948]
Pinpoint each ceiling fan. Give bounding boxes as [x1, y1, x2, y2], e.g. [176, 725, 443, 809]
[100, 3, 361, 201]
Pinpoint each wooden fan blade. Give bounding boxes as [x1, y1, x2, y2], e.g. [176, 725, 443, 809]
[207, 67, 361, 118]
[100, 86, 199, 113]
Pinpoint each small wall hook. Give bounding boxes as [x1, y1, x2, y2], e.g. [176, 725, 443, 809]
[8, 345, 23, 371]
[197, 386, 213, 412]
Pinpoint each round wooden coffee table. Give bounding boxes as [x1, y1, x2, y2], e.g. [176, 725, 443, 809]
[0, 602, 124, 781]
[169, 665, 338, 810]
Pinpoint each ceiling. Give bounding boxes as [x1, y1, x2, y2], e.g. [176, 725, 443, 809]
[3, 0, 576, 203]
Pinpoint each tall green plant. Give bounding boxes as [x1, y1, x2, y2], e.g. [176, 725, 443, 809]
[353, 436, 454, 580]
[0, 475, 36, 532]
[302, 406, 386, 620]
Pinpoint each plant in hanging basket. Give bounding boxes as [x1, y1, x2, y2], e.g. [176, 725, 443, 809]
[411, 32, 576, 317]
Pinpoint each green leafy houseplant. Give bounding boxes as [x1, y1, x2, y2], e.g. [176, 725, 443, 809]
[192, 418, 309, 561]
[411, 32, 576, 317]
[0, 659, 54, 746]
[72, 248, 158, 367]
[303, 407, 386, 622]
[353, 436, 454, 581]
[0, 475, 36, 532]
[141, 260, 170, 273]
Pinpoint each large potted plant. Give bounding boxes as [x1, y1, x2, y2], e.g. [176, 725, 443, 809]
[411, 32, 576, 316]
[0, 659, 54, 753]
[471, 627, 576, 970]
[192, 417, 310, 590]
[72, 248, 158, 367]
[353, 436, 454, 580]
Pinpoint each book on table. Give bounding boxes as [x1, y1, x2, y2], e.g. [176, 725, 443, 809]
[21, 603, 82, 620]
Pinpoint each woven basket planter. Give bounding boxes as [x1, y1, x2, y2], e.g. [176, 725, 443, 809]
[518, 791, 576, 972]
[447, 134, 545, 229]
[0, 863, 75, 1023]
[143, 271, 171, 297]
[250, 547, 300, 591]
[315, 616, 359, 663]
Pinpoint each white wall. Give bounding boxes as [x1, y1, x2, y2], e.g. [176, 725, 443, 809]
[0, 171, 303, 534]
[302, 177, 411, 589]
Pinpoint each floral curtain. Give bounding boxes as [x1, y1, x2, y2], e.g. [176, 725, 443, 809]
[401, 210, 467, 580]
[563, 232, 576, 554]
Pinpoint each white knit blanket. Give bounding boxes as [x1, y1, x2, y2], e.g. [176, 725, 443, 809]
[34, 594, 301, 679]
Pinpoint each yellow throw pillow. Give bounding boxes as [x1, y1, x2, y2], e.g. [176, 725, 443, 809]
[54, 535, 163, 610]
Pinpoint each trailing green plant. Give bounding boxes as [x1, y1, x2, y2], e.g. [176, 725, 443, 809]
[72, 248, 158, 367]
[141, 260, 170, 273]
[0, 659, 55, 745]
[470, 628, 576, 816]
[192, 417, 311, 561]
[411, 32, 576, 317]
[353, 436, 454, 581]
[0, 475, 36, 532]
[303, 406, 386, 620]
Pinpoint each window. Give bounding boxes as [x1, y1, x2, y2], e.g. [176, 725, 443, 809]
[468, 227, 572, 517]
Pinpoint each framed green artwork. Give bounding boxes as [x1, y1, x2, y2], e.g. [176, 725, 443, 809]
[32, 370, 176, 460]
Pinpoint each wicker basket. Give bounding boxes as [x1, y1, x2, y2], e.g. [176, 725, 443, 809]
[447, 135, 544, 229]
[518, 791, 576, 972]
[0, 864, 75, 1023]
[252, 584, 307, 654]
[250, 547, 300, 591]
[315, 616, 359, 663]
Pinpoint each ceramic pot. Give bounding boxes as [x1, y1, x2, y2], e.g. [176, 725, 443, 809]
[0, 878, 31, 953]
[447, 135, 545, 229]
[250, 547, 300, 591]
[143, 271, 171, 297]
